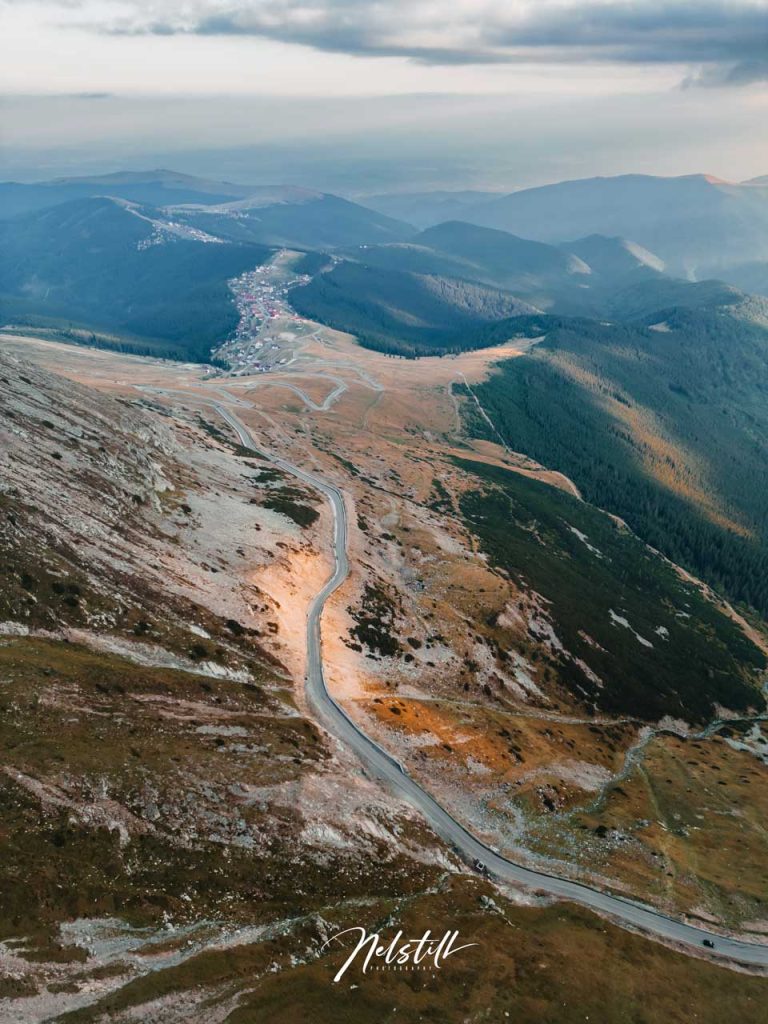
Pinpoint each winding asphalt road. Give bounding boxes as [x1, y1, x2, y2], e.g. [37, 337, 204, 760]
[209, 398, 768, 968]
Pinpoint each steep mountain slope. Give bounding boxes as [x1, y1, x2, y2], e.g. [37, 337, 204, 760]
[342, 222, 680, 317]
[289, 259, 536, 355]
[0, 348, 291, 662]
[454, 457, 764, 722]
[463, 174, 768, 277]
[459, 300, 768, 616]
[0, 197, 271, 359]
[170, 192, 413, 249]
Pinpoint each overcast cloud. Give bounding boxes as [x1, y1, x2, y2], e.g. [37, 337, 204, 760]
[83, 0, 768, 83]
[1, 1, 766, 185]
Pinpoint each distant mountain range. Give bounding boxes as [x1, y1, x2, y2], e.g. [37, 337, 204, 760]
[0, 169, 263, 218]
[354, 174, 768, 289]
[166, 193, 409, 250]
[453, 174, 768, 281]
[338, 221, 679, 319]
[356, 190, 503, 229]
[1, 168, 767, 362]
[0, 169, 411, 248]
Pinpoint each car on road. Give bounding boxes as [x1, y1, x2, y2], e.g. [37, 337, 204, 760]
[702, 939, 715, 949]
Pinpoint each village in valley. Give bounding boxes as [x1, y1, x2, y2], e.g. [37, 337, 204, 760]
[213, 253, 314, 374]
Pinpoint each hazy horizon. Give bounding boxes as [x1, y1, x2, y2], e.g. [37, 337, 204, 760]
[2, 90, 766, 194]
[2, 1, 767, 193]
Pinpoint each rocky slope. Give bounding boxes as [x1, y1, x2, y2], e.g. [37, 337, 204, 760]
[0, 352, 447, 1020]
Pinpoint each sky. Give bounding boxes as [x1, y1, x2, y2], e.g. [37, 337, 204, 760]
[1, 1, 767, 190]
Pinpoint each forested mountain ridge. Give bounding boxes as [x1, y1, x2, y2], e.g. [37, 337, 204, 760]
[340, 220, 669, 317]
[0, 196, 273, 359]
[291, 240, 751, 358]
[289, 260, 537, 356]
[458, 300, 768, 617]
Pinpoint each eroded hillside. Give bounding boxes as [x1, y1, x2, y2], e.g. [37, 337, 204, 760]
[0, 350, 449, 1020]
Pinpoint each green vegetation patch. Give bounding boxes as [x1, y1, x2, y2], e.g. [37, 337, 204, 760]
[454, 457, 765, 723]
[428, 476, 454, 514]
[349, 582, 402, 657]
[260, 485, 320, 528]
